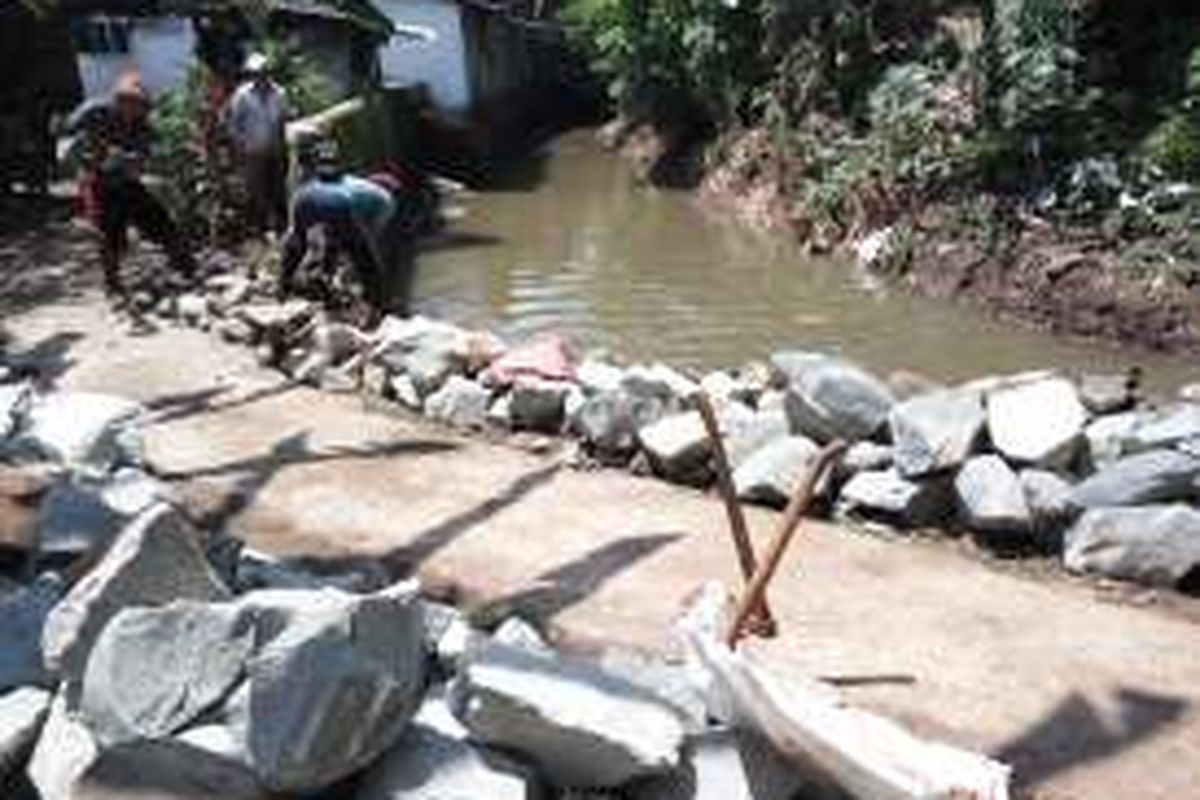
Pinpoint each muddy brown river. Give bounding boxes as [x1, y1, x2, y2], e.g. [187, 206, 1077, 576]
[413, 130, 1194, 391]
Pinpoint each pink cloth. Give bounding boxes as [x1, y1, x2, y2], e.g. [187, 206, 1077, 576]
[485, 334, 578, 386]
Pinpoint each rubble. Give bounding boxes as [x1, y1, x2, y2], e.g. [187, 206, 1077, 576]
[772, 352, 895, 443]
[1064, 505, 1200, 586]
[889, 388, 984, 477]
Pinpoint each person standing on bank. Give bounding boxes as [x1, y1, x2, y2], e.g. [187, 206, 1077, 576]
[226, 52, 290, 236]
[65, 71, 194, 299]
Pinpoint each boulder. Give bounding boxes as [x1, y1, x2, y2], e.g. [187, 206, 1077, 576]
[356, 693, 537, 800]
[233, 583, 427, 792]
[629, 727, 807, 800]
[622, 365, 698, 410]
[839, 441, 894, 477]
[838, 469, 952, 527]
[424, 376, 492, 430]
[485, 334, 577, 387]
[723, 403, 789, 469]
[1084, 411, 1142, 469]
[373, 316, 467, 397]
[638, 412, 712, 486]
[1123, 404, 1200, 454]
[577, 360, 625, 396]
[0, 687, 52, 779]
[889, 389, 984, 477]
[41, 505, 229, 683]
[389, 373, 423, 411]
[771, 352, 895, 443]
[236, 300, 313, 337]
[1067, 450, 1200, 509]
[78, 601, 254, 746]
[510, 379, 571, 433]
[27, 691, 98, 800]
[986, 376, 1086, 468]
[1077, 373, 1135, 415]
[732, 436, 823, 508]
[70, 739, 266, 800]
[1019, 469, 1074, 531]
[0, 575, 62, 691]
[451, 643, 685, 788]
[16, 392, 143, 472]
[35, 479, 124, 559]
[0, 383, 31, 442]
[954, 455, 1031, 533]
[1064, 505, 1200, 586]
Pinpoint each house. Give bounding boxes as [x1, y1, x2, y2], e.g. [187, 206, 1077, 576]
[62, 0, 394, 100]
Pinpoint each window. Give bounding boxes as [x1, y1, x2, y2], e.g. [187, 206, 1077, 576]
[71, 18, 132, 55]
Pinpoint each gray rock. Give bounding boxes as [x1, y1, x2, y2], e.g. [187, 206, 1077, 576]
[1067, 450, 1200, 509]
[374, 316, 466, 397]
[389, 373, 424, 411]
[1077, 373, 1135, 415]
[629, 727, 807, 800]
[27, 691, 98, 800]
[1019, 469, 1074, 529]
[839, 441, 894, 476]
[41, 505, 229, 683]
[17, 392, 143, 472]
[638, 412, 712, 486]
[1085, 411, 1142, 469]
[492, 617, 551, 654]
[425, 376, 492, 430]
[575, 370, 694, 459]
[79, 601, 254, 746]
[234, 583, 427, 792]
[237, 300, 313, 336]
[772, 352, 895, 443]
[0, 687, 52, 780]
[176, 293, 210, 327]
[954, 455, 1031, 533]
[577, 361, 625, 395]
[1064, 505, 1200, 586]
[1124, 404, 1200, 454]
[510, 380, 571, 433]
[487, 393, 514, 429]
[838, 469, 951, 527]
[35, 479, 124, 558]
[356, 693, 537, 800]
[732, 436, 822, 508]
[451, 643, 685, 788]
[597, 650, 708, 735]
[0, 575, 62, 691]
[986, 376, 1086, 468]
[723, 403, 789, 469]
[889, 389, 984, 477]
[622, 365, 698, 410]
[71, 739, 266, 800]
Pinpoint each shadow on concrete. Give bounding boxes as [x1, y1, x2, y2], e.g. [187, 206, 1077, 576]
[2, 329, 84, 388]
[166, 430, 458, 533]
[997, 688, 1189, 796]
[144, 380, 302, 428]
[477, 532, 683, 625]
[379, 462, 563, 575]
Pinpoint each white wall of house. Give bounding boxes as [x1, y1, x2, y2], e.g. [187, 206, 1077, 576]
[376, 0, 470, 112]
[76, 16, 196, 99]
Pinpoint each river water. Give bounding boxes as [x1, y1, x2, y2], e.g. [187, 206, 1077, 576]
[412, 130, 1192, 391]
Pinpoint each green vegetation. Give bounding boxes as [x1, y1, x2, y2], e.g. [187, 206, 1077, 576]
[562, 0, 1200, 238]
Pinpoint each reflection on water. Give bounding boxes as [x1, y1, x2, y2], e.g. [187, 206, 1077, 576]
[413, 130, 1193, 391]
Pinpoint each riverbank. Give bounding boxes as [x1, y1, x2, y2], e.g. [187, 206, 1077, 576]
[4, 224, 1200, 800]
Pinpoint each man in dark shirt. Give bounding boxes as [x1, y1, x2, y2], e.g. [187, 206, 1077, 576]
[65, 72, 193, 298]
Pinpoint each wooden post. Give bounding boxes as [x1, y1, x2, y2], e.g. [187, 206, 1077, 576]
[726, 439, 847, 648]
[695, 392, 776, 637]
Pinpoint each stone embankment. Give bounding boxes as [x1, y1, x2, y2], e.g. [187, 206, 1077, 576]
[141, 262, 1200, 597]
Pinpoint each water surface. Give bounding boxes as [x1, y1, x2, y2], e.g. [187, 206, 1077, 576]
[413, 130, 1194, 391]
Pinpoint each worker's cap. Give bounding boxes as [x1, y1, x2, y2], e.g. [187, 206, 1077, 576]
[244, 52, 270, 74]
[113, 71, 148, 102]
[314, 139, 340, 165]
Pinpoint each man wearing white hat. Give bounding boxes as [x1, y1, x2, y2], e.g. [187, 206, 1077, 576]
[226, 52, 290, 236]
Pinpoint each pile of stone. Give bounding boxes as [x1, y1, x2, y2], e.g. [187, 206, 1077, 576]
[0, 368, 828, 799]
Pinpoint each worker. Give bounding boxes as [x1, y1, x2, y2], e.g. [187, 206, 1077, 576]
[225, 52, 289, 237]
[64, 71, 193, 299]
[279, 139, 398, 324]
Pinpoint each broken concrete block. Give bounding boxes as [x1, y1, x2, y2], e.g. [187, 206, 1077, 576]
[27, 691, 98, 800]
[41, 505, 229, 683]
[986, 377, 1086, 468]
[452, 642, 685, 788]
[732, 436, 823, 508]
[638, 411, 712, 486]
[79, 601, 254, 746]
[772, 352, 895, 443]
[954, 455, 1031, 533]
[890, 389, 984, 477]
[0, 574, 62, 691]
[1064, 505, 1200, 587]
[0, 687, 52, 780]
[425, 375, 492, 430]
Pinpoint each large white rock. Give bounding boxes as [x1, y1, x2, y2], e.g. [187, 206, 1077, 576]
[41, 505, 229, 683]
[18, 392, 143, 472]
[733, 436, 823, 508]
[638, 411, 712, 486]
[986, 377, 1086, 468]
[27, 691, 99, 800]
[356, 693, 537, 800]
[0, 574, 62, 691]
[890, 389, 984, 477]
[1064, 505, 1200, 586]
[0, 686, 52, 779]
[79, 601, 255, 746]
[234, 583, 427, 792]
[577, 361, 625, 395]
[772, 352, 895, 443]
[723, 402, 790, 469]
[1067, 450, 1200, 509]
[1084, 411, 1142, 469]
[424, 375, 492, 430]
[954, 455, 1031, 533]
[838, 469, 951, 527]
[452, 643, 685, 788]
[630, 727, 808, 800]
